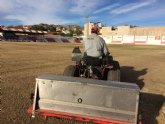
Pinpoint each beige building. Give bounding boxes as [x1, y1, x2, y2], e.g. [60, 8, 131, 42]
[129, 26, 165, 35]
[83, 22, 94, 36]
[100, 26, 130, 35]
[84, 22, 165, 36]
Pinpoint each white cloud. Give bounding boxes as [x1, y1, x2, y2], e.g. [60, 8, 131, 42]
[93, 3, 120, 14]
[14, 0, 66, 14]
[5, 14, 80, 25]
[0, 0, 13, 15]
[106, 0, 165, 26]
[110, 6, 165, 25]
[1, 0, 76, 25]
[110, 0, 157, 14]
[0, 0, 164, 26]
[70, 0, 103, 16]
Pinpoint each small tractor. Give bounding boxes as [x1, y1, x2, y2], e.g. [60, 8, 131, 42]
[63, 46, 120, 81]
[28, 47, 140, 124]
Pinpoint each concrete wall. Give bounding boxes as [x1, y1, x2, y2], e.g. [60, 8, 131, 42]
[129, 27, 165, 35]
[100, 35, 165, 45]
[83, 23, 165, 45]
[94, 25, 131, 35]
[100, 26, 165, 36]
[84, 23, 165, 36]
[100, 27, 113, 35]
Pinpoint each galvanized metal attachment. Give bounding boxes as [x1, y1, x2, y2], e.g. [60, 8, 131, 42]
[32, 74, 140, 124]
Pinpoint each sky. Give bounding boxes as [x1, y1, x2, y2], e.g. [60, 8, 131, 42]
[0, 0, 165, 26]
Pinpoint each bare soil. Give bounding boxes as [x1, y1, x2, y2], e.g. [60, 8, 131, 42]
[1, 42, 165, 124]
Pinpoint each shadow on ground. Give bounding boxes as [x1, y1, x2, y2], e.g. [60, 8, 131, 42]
[120, 66, 147, 89]
[140, 93, 165, 124]
[120, 66, 165, 124]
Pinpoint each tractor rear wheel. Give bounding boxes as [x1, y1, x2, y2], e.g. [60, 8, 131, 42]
[113, 60, 120, 70]
[107, 69, 120, 81]
[63, 65, 79, 77]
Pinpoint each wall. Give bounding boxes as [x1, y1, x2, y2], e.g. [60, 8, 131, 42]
[100, 25, 165, 36]
[99, 26, 130, 35]
[83, 22, 165, 45]
[84, 22, 165, 36]
[101, 35, 165, 45]
[129, 27, 165, 35]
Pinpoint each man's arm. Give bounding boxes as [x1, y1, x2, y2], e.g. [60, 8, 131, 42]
[101, 37, 109, 56]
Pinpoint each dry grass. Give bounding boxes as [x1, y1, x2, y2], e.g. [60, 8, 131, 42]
[1, 42, 165, 124]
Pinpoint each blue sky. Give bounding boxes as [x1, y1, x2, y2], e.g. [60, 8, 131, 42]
[0, 0, 165, 26]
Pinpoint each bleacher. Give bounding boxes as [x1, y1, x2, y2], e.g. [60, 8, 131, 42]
[61, 38, 69, 43]
[27, 36, 37, 42]
[45, 38, 56, 42]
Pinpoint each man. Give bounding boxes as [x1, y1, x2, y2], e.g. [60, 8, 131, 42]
[83, 25, 109, 60]
[83, 25, 110, 78]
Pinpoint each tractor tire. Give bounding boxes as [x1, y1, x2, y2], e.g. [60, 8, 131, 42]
[113, 60, 120, 70]
[107, 69, 120, 81]
[63, 65, 79, 77]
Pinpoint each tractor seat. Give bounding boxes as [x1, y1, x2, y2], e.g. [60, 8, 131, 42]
[83, 55, 102, 66]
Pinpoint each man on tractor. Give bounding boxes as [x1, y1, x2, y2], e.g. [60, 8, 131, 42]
[83, 24, 110, 66]
[64, 24, 120, 80]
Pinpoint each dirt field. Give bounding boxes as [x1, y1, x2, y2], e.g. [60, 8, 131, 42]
[1, 42, 165, 124]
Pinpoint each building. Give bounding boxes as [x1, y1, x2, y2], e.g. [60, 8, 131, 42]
[83, 22, 165, 45]
[83, 22, 104, 36]
[84, 22, 165, 36]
